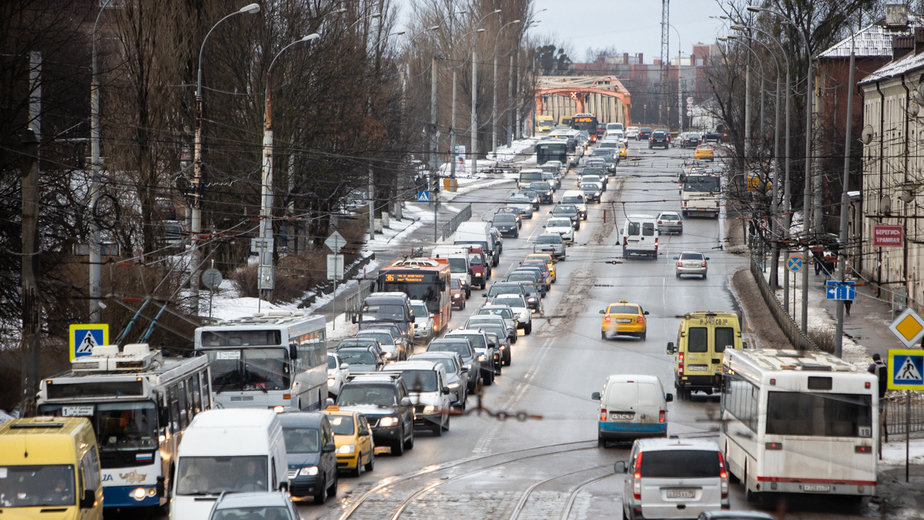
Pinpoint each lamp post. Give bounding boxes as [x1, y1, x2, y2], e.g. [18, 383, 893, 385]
[258, 33, 320, 303]
[450, 21, 480, 182]
[748, 4, 814, 332]
[491, 19, 521, 157]
[89, 0, 113, 323]
[191, 2, 260, 315]
[471, 9, 502, 178]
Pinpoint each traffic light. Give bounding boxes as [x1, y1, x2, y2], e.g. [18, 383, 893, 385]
[431, 174, 440, 193]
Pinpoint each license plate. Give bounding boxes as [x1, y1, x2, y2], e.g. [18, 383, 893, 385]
[803, 483, 831, 492]
[610, 413, 634, 420]
[665, 489, 696, 499]
[686, 364, 708, 371]
[616, 319, 632, 323]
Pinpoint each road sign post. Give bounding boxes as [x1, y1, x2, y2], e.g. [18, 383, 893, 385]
[325, 231, 346, 329]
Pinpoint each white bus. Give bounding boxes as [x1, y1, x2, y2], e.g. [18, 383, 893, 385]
[721, 349, 878, 502]
[680, 173, 721, 218]
[194, 312, 327, 412]
[37, 343, 211, 509]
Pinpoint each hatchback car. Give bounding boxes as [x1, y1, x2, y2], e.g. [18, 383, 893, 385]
[495, 206, 522, 228]
[208, 491, 300, 520]
[410, 299, 434, 342]
[426, 337, 481, 393]
[649, 129, 669, 149]
[680, 132, 703, 149]
[476, 305, 518, 342]
[322, 408, 375, 477]
[694, 144, 715, 161]
[637, 127, 653, 140]
[615, 438, 730, 519]
[550, 204, 581, 229]
[492, 212, 519, 238]
[581, 182, 603, 202]
[356, 329, 405, 361]
[327, 352, 349, 397]
[533, 232, 566, 261]
[450, 278, 465, 310]
[675, 251, 709, 279]
[600, 300, 649, 340]
[506, 194, 535, 219]
[657, 211, 683, 235]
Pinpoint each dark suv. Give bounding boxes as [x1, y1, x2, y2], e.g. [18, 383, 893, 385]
[649, 130, 669, 149]
[637, 127, 653, 141]
[336, 373, 415, 455]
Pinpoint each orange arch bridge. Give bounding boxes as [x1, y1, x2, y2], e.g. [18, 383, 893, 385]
[535, 76, 632, 125]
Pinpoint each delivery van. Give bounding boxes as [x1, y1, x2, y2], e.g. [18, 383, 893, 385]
[666, 311, 745, 400]
[454, 220, 497, 269]
[0, 416, 103, 519]
[432, 245, 472, 297]
[591, 375, 672, 446]
[170, 409, 287, 520]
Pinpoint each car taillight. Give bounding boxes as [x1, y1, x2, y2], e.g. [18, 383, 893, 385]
[636, 315, 644, 323]
[678, 352, 684, 375]
[633, 453, 643, 499]
[600, 409, 607, 421]
[654, 238, 658, 251]
[623, 236, 628, 246]
[657, 220, 663, 225]
[718, 451, 729, 498]
[659, 410, 665, 423]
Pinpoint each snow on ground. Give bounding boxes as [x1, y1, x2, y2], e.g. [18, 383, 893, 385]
[487, 137, 538, 161]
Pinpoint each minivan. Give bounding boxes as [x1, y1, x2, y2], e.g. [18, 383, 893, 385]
[591, 374, 672, 447]
[616, 438, 730, 519]
[278, 412, 338, 503]
[0, 416, 103, 519]
[620, 214, 659, 259]
[666, 312, 744, 399]
[170, 409, 288, 520]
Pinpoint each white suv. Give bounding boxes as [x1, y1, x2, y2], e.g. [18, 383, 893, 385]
[616, 438, 730, 519]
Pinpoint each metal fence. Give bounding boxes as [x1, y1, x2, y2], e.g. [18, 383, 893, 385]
[440, 204, 472, 241]
[343, 279, 374, 315]
[882, 392, 924, 439]
[748, 255, 819, 351]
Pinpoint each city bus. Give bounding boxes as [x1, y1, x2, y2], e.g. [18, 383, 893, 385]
[570, 113, 599, 142]
[194, 312, 327, 412]
[535, 139, 568, 166]
[377, 257, 452, 334]
[680, 173, 721, 218]
[721, 348, 878, 502]
[36, 343, 211, 509]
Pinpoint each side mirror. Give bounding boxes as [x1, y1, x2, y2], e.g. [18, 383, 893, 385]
[351, 314, 358, 324]
[666, 342, 676, 355]
[441, 386, 450, 395]
[673, 256, 679, 260]
[599, 309, 605, 314]
[665, 393, 674, 402]
[705, 257, 711, 260]
[322, 442, 336, 453]
[359, 428, 370, 436]
[482, 293, 488, 298]
[289, 345, 298, 361]
[414, 323, 419, 328]
[156, 476, 166, 497]
[429, 313, 435, 319]
[591, 392, 601, 400]
[614, 461, 628, 474]
[461, 366, 469, 373]
[340, 363, 349, 370]
[643, 311, 649, 315]
[80, 489, 96, 509]
[742, 341, 749, 350]
[400, 397, 412, 406]
[326, 397, 335, 407]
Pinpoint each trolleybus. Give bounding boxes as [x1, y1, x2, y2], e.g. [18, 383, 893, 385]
[535, 139, 568, 166]
[721, 348, 878, 501]
[680, 173, 721, 218]
[377, 257, 452, 334]
[570, 113, 599, 142]
[194, 312, 327, 412]
[36, 343, 211, 509]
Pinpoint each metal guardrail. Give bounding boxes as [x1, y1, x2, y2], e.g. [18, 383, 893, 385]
[882, 392, 924, 439]
[748, 255, 819, 351]
[440, 204, 472, 241]
[344, 279, 374, 314]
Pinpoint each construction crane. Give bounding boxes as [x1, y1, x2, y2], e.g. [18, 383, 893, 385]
[660, 0, 670, 125]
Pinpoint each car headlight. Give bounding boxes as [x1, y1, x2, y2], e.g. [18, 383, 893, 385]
[297, 466, 319, 476]
[422, 405, 436, 414]
[448, 382, 460, 389]
[379, 416, 399, 427]
[336, 444, 356, 455]
[384, 352, 395, 359]
[527, 297, 538, 303]
[327, 377, 336, 386]
[478, 354, 487, 362]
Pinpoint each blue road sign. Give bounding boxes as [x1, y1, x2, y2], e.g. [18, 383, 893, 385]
[69, 323, 109, 361]
[890, 352, 924, 390]
[787, 256, 803, 272]
[825, 280, 856, 301]
[417, 191, 430, 202]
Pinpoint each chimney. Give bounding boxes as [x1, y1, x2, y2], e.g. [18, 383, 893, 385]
[885, 4, 909, 28]
[893, 34, 914, 59]
[623, 52, 628, 64]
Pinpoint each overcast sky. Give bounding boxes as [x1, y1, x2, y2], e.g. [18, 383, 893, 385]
[525, 0, 727, 63]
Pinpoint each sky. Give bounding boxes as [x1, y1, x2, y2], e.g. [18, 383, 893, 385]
[530, 0, 728, 64]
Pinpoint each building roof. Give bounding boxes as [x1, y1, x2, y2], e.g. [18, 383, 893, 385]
[859, 50, 924, 86]
[818, 16, 924, 59]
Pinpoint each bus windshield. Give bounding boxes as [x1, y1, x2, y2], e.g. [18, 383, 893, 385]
[207, 348, 289, 393]
[37, 401, 158, 454]
[536, 143, 567, 165]
[683, 175, 720, 193]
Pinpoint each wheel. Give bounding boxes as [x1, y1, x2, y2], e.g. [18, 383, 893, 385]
[703, 272, 707, 280]
[483, 368, 493, 386]
[313, 476, 327, 504]
[495, 362, 502, 375]
[676, 272, 681, 279]
[432, 420, 443, 436]
[352, 458, 364, 477]
[404, 430, 414, 450]
[442, 415, 450, 431]
[392, 435, 404, 456]
[364, 452, 375, 472]
[503, 349, 511, 366]
[510, 333, 517, 344]
[465, 287, 471, 298]
[328, 474, 338, 497]
[598, 436, 605, 448]
[525, 323, 532, 335]
[460, 299, 466, 310]
[640, 331, 646, 341]
[601, 331, 606, 340]
[622, 246, 628, 257]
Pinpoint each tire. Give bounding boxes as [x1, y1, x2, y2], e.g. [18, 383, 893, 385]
[404, 430, 414, 450]
[352, 459, 363, 478]
[442, 415, 450, 432]
[465, 287, 471, 299]
[641, 331, 647, 341]
[364, 452, 375, 472]
[601, 331, 606, 340]
[392, 436, 405, 456]
[703, 272, 707, 280]
[622, 246, 628, 258]
[503, 349, 511, 366]
[525, 322, 532, 335]
[483, 368, 493, 386]
[313, 476, 327, 504]
[598, 436, 605, 448]
[328, 474, 338, 497]
[432, 420, 443, 436]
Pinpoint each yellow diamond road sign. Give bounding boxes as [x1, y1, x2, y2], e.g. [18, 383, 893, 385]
[889, 308, 924, 347]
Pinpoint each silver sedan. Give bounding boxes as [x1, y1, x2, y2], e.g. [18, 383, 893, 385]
[674, 251, 709, 279]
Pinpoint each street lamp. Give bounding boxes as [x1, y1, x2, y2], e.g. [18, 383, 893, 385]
[470, 9, 502, 178]
[190, 2, 260, 315]
[512, 19, 540, 142]
[492, 19, 521, 157]
[748, 4, 814, 332]
[257, 33, 320, 303]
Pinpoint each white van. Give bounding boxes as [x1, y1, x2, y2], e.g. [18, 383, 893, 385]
[591, 374, 672, 446]
[454, 220, 497, 265]
[170, 409, 288, 520]
[432, 245, 472, 296]
[560, 190, 588, 220]
[620, 214, 659, 259]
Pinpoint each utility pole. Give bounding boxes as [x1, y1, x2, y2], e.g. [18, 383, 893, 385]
[507, 52, 514, 147]
[20, 126, 40, 416]
[430, 53, 439, 242]
[514, 48, 521, 140]
[89, 3, 110, 323]
[834, 37, 855, 358]
[471, 42, 478, 178]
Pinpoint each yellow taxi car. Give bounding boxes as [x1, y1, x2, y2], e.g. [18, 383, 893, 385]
[525, 253, 556, 282]
[694, 144, 715, 161]
[600, 300, 649, 340]
[324, 407, 375, 477]
[617, 141, 627, 160]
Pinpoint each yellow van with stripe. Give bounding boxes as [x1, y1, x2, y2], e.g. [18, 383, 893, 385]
[666, 311, 745, 400]
[0, 416, 103, 519]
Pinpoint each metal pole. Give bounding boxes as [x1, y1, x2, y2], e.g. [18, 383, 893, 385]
[492, 49, 498, 156]
[802, 38, 814, 333]
[89, 2, 110, 323]
[260, 72, 274, 301]
[471, 43, 478, 178]
[677, 49, 683, 132]
[783, 68, 792, 312]
[744, 41, 751, 160]
[834, 37, 855, 358]
[430, 54, 438, 172]
[515, 48, 521, 140]
[770, 72, 781, 290]
[507, 52, 513, 147]
[450, 65, 457, 179]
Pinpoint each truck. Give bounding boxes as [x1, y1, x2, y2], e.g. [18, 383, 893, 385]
[454, 220, 498, 268]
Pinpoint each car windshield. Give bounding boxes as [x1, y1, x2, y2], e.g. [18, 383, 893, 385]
[553, 205, 577, 214]
[212, 507, 292, 520]
[338, 385, 396, 407]
[397, 370, 438, 392]
[507, 272, 534, 282]
[417, 356, 457, 373]
[581, 184, 599, 190]
[488, 284, 522, 296]
[537, 234, 562, 244]
[283, 427, 320, 454]
[451, 334, 485, 349]
[338, 339, 375, 349]
[493, 214, 516, 224]
[494, 295, 526, 307]
[338, 349, 376, 365]
[531, 182, 551, 191]
[357, 331, 394, 345]
[660, 213, 680, 221]
[562, 196, 583, 204]
[176, 455, 267, 495]
[411, 303, 428, 317]
[447, 257, 467, 273]
[508, 197, 529, 204]
[479, 307, 513, 319]
[428, 341, 472, 358]
[450, 279, 461, 289]
[547, 218, 572, 228]
[0, 464, 75, 507]
[361, 303, 405, 322]
[327, 414, 355, 435]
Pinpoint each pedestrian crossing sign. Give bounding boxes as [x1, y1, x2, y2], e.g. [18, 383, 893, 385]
[888, 350, 924, 391]
[69, 324, 109, 362]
